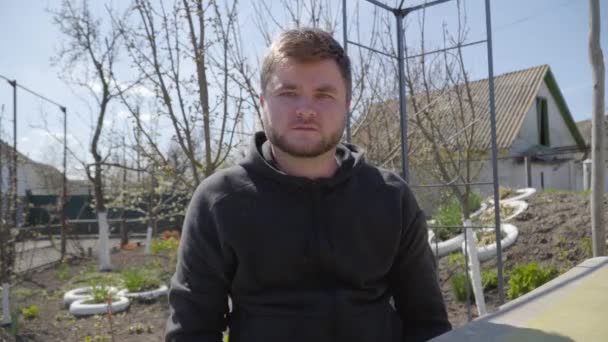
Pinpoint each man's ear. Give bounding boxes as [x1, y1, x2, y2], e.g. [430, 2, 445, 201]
[260, 94, 265, 107]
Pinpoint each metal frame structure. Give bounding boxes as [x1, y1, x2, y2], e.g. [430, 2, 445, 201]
[0, 74, 69, 257]
[342, 0, 505, 308]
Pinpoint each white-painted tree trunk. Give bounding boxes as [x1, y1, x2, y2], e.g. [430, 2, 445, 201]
[464, 219, 487, 316]
[2, 282, 10, 326]
[98, 211, 112, 271]
[145, 226, 153, 255]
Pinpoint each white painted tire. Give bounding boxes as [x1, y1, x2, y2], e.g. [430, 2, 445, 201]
[462, 223, 519, 262]
[63, 286, 119, 307]
[428, 233, 465, 258]
[69, 296, 130, 316]
[470, 202, 488, 219]
[117, 285, 168, 301]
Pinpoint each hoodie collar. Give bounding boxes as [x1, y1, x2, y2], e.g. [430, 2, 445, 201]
[241, 131, 364, 189]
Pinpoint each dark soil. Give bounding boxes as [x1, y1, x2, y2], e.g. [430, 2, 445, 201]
[438, 190, 608, 328]
[0, 247, 173, 342]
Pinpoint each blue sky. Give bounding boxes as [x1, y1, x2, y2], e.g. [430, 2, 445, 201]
[0, 0, 606, 178]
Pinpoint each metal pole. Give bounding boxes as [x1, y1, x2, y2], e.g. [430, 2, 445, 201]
[396, 12, 409, 183]
[525, 155, 532, 187]
[61, 106, 67, 259]
[8, 80, 18, 228]
[343, 0, 352, 143]
[484, 0, 504, 304]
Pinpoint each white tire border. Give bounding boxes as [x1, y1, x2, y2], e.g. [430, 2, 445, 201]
[117, 285, 168, 301]
[69, 296, 130, 316]
[428, 233, 465, 258]
[63, 286, 119, 307]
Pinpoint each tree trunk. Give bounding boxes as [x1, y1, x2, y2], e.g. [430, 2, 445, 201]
[588, 0, 606, 256]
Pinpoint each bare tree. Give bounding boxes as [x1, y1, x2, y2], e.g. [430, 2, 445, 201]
[588, 0, 606, 256]
[115, 0, 245, 189]
[51, 0, 128, 270]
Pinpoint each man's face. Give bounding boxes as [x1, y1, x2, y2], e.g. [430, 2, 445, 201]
[260, 58, 349, 158]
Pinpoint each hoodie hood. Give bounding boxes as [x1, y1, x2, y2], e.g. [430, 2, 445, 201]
[240, 131, 365, 188]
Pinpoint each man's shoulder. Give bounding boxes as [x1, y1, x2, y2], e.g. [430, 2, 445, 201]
[192, 165, 254, 206]
[356, 162, 410, 191]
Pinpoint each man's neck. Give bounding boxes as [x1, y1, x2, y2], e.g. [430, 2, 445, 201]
[271, 145, 338, 179]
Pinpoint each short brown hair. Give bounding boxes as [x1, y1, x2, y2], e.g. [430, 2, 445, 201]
[261, 28, 352, 101]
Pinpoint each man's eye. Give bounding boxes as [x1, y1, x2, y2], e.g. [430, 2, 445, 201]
[279, 91, 296, 97]
[317, 93, 334, 100]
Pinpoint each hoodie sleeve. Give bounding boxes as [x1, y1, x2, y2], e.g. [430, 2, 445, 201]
[389, 186, 452, 342]
[165, 184, 232, 342]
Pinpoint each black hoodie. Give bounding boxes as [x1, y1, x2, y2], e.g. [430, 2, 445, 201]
[165, 132, 451, 342]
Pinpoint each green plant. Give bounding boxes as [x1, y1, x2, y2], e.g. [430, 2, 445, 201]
[433, 193, 481, 241]
[151, 237, 180, 254]
[446, 252, 465, 268]
[481, 270, 498, 290]
[476, 231, 506, 246]
[87, 280, 114, 304]
[507, 263, 558, 300]
[121, 268, 161, 292]
[21, 304, 39, 320]
[478, 203, 516, 225]
[10, 310, 20, 336]
[450, 272, 473, 302]
[581, 237, 593, 258]
[56, 262, 71, 281]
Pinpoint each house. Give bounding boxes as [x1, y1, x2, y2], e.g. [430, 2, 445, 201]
[353, 65, 589, 211]
[0, 139, 90, 196]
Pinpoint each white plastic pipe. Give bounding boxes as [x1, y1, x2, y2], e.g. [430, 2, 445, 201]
[463, 219, 487, 317]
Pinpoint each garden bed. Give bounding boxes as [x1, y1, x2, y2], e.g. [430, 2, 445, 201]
[0, 246, 175, 341]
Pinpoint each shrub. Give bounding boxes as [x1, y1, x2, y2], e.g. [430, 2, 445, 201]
[434, 193, 482, 239]
[122, 268, 161, 292]
[151, 237, 180, 254]
[21, 305, 39, 320]
[56, 262, 70, 281]
[581, 237, 593, 258]
[507, 263, 558, 300]
[481, 270, 498, 290]
[451, 272, 473, 302]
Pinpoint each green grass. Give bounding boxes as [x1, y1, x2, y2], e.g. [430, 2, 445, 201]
[121, 268, 161, 292]
[451, 272, 473, 302]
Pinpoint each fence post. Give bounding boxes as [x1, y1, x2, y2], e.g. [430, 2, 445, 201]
[524, 156, 532, 187]
[583, 159, 592, 190]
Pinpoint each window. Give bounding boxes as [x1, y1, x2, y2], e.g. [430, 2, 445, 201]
[536, 97, 550, 146]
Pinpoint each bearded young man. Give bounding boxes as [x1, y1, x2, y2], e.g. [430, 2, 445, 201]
[165, 28, 451, 342]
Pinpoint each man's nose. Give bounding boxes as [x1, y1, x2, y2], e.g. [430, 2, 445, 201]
[295, 97, 317, 120]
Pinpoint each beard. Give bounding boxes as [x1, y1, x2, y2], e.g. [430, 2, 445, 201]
[264, 121, 345, 158]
